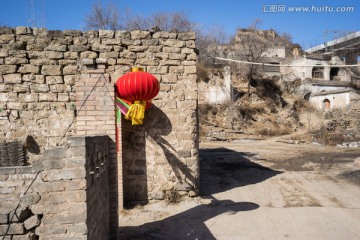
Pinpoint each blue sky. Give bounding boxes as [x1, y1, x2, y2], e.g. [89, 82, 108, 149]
[0, 0, 359, 49]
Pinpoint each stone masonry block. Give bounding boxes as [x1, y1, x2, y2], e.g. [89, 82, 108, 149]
[57, 93, 69, 102]
[184, 66, 197, 74]
[7, 102, 27, 110]
[15, 26, 32, 35]
[42, 147, 70, 160]
[0, 223, 24, 235]
[0, 92, 17, 102]
[64, 51, 79, 59]
[31, 84, 49, 93]
[24, 215, 40, 230]
[20, 193, 41, 207]
[0, 84, 13, 92]
[80, 51, 98, 59]
[136, 58, 159, 66]
[47, 51, 63, 59]
[3, 74, 22, 84]
[0, 34, 15, 44]
[45, 76, 63, 84]
[84, 30, 99, 38]
[0, 65, 17, 74]
[18, 93, 39, 102]
[69, 45, 90, 52]
[128, 45, 148, 52]
[99, 52, 119, 58]
[63, 65, 78, 75]
[49, 83, 67, 93]
[31, 158, 67, 171]
[42, 65, 62, 75]
[13, 84, 30, 93]
[45, 44, 67, 52]
[74, 37, 88, 45]
[18, 65, 40, 74]
[0, 214, 8, 224]
[186, 40, 196, 48]
[41, 168, 86, 181]
[63, 30, 82, 36]
[117, 59, 134, 65]
[99, 30, 114, 38]
[163, 47, 181, 53]
[163, 39, 185, 48]
[115, 30, 130, 38]
[42, 191, 86, 205]
[0, 49, 8, 57]
[42, 212, 86, 225]
[177, 32, 196, 40]
[102, 38, 121, 45]
[39, 93, 57, 102]
[67, 137, 86, 147]
[82, 58, 94, 65]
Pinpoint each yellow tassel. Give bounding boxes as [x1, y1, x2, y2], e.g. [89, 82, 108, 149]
[125, 100, 146, 125]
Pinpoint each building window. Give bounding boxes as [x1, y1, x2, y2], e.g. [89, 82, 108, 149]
[312, 66, 324, 79]
[330, 67, 340, 81]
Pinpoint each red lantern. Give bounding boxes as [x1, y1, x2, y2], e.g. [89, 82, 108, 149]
[115, 67, 160, 125]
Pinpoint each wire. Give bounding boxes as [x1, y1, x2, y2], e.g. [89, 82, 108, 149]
[2, 171, 41, 240]
[56, 73, 111, 146]
[215, 56, 360, 68]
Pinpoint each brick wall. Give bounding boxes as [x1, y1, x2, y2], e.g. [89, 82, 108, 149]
[75, 70, 118, 238]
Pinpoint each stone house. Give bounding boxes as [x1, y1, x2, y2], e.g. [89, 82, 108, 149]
[280, 54, 359, 110]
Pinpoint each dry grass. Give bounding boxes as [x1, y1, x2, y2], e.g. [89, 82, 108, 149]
[165, 190, 181, 204]
[254, 124, 292, 136]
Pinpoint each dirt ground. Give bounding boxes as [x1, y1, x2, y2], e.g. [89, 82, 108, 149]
[119, 138, 360, 240]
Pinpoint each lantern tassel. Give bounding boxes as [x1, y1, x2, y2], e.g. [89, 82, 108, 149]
[125, 100, 147, 125]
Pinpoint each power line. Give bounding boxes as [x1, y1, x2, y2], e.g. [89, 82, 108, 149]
[215, 56, 360, 68]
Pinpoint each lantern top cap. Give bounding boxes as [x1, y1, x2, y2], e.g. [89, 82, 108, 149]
[131, 67, 144, 72]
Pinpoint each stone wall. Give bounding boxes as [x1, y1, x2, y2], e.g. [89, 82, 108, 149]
[324, 98, 360, 131]
[0, 26, 199, 211]
[0, 136, 111, 240]
[0, 27, 79, 149]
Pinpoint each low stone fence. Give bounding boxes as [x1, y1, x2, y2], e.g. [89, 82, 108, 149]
[0, 135, 113, 240]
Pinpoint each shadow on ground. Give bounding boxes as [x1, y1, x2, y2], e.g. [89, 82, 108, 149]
[119, 147, 280, 239]
[199, 147, 282, 196]
[119, 199, 259, 240]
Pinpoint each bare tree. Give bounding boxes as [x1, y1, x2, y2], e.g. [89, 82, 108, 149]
[85, 1, 121, 30]
[196, 25, 230, 67]
[125, 11, 194, 32]
[230, 19, 276, 96]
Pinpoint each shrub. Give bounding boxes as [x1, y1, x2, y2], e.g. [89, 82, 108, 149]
[165, 190, 181, 204]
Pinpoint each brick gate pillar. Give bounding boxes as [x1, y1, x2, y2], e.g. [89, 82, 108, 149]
[76, 65, 121, 240]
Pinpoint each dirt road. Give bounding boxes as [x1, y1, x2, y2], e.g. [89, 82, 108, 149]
[119, 138, 360, 240]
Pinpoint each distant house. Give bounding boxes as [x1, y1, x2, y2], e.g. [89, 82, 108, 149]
[282, 55, 359, 110]
[281, 55, 351, 81]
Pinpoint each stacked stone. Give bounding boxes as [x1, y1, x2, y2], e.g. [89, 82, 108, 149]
[1, 26, 199, 218]
[0, 168, 41, 240]
[0, 136, 110, 240]
[0, 27, 78, 148]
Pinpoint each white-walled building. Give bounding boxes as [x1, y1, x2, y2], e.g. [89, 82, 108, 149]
[281, 55, 351, 81]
